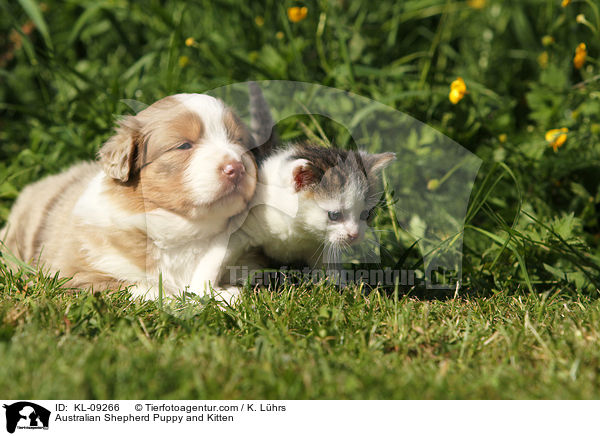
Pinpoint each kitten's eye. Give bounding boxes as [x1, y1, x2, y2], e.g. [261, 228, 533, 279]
[328, 211, 341, 221]
[360, 209, 371, 221]
[177, 142, 193, 150]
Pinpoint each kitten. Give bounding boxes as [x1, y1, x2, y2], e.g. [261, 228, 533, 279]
[215, 84, 395, 295]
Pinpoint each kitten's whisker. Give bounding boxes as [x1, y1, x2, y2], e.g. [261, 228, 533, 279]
[368, 190, 385, 201]
[323, 241, 333, 265]
[310, 240, 326, 264]
[330, 245, 338, 263]
[341, 241, 351, 254]
[328, 243, 341, 266]
[356, 240, 379, 249]
[390, 204, 413, 215]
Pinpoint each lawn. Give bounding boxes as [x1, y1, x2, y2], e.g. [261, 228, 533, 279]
[1, 0, 600, 399]
[1, 270, 599, 399]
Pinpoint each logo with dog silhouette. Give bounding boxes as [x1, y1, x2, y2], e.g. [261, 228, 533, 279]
[2, 402, 50, 433]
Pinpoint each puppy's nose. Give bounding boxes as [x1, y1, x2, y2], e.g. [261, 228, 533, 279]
[222, 160, 245, 183]
[347, 231, 359, 241]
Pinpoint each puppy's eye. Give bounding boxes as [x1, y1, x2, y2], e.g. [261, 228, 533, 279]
[328, 211, 341, 221]
[360, 209, 371, 221]
[177, 142, 193, 150]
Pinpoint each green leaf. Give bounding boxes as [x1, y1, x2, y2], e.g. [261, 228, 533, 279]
[544, 263, 590, 290]
[67, 3, 104, 46]
[17, 0, 52, 50]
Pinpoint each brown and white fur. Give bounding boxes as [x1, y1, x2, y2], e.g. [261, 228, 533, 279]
[1, 94, 257, 300]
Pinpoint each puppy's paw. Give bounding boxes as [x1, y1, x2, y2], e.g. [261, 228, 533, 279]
[210, 286, 242, 309]
[127, 282, 159, 300]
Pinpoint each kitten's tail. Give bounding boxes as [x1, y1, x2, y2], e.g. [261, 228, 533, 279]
[249, 81, 279, 162]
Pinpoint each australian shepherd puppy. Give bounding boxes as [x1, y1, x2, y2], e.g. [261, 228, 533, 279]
[1, 94, 257, 299]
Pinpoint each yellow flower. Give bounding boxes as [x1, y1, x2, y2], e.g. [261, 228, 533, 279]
[287, 6, 308, 22]
[276, 31, 284, 40]
[538, 51, 549, 68]
[576, 14, 586, 23]
[185, 37, 195, 47]
[541, 35, 554, 46]
[498, 133, 507, 143]
[545, 127, 568, 151]
[427, 179, 440, 191]
[561, 0, 571, 6]
[467, 0, 486, 8]
[449, 89, 463, 104]
[449, 77, 467, 104]
[255, 16, 265, 27]
[178, 55, 189, 68]
[573, 43, 587, 69]
[451, 77, 467, 94]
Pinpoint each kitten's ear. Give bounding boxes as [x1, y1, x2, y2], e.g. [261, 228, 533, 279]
[98, 115, 142, 182]
[291, 159, 318, 192]
[360, 151, 396, 175]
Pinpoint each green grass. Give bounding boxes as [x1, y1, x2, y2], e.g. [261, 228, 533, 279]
[1, 267, 599, 399]
[1, 0, 600, 399]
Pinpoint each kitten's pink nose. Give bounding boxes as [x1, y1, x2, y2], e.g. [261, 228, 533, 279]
[347, 231, 359, 241]
[222, 160, 245, 183]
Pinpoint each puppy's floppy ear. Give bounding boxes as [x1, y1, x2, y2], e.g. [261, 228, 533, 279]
[98, 115, 142, 182]
[359, 151, 396, 175]
[291, 159, 318, 192]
